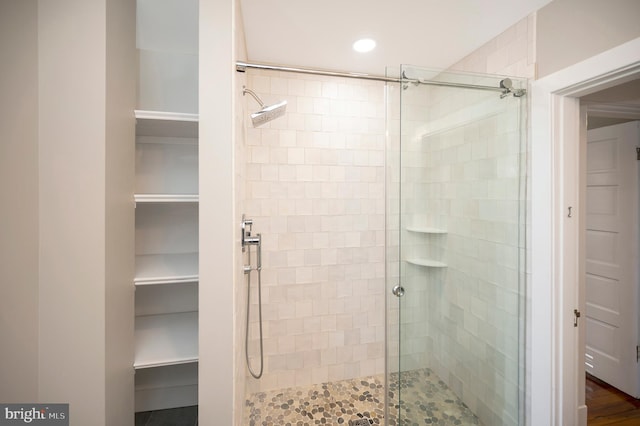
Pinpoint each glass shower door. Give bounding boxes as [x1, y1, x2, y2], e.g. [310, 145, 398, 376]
[387, 66, 527, 426]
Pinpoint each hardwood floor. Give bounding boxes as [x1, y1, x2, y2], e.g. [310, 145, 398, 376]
[587, 374, 640, 425]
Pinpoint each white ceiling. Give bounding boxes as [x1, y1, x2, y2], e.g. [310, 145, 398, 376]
[239, 0, 553, 76]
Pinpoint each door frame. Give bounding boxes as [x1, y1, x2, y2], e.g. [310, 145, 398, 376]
[530, 37, 640, 426]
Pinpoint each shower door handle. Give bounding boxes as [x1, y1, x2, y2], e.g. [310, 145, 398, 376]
[392, 285, 405, 297]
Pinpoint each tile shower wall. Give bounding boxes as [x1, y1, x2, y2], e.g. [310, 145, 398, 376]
[390, 15, 535, 426]
[451, 14, 537, 78]
[398, 75, 526, 426]
[450, 14, 536, 425]
[242, 70, 387, 393]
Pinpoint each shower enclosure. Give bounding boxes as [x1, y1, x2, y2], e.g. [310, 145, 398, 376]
[386, 65, 527, 426]
[239, 63, 527, 426]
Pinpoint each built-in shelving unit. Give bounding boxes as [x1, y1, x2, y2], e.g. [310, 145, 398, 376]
[134, 0, 199, 413]
[133, 112, 199, 408]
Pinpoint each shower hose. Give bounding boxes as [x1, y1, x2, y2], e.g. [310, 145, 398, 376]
[245, 243, 264, 379]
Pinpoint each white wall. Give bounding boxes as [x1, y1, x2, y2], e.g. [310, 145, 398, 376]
[38, 0, 135, 424]
[137, 0, 199, 113]
[234, 0, 249, 421]
[38, 5, 107, 419]
[536, 0, 640, 78]
[452, 14, 537, 79]
[105, 0, 137, 423]
[199, 0, 235, 424]
[2, 1, 136, 422]
[0, 0, 40, 403]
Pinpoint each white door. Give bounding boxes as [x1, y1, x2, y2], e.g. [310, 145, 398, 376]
[585, 120, 640, 397]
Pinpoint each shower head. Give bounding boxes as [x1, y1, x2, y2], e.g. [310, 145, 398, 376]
[250, 100, 287, 127]
[243, 87, 287, 127]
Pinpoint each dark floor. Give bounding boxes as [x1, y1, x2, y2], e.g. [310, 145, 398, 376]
[135, 405, 198, 426]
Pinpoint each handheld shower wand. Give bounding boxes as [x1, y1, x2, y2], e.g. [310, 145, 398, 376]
[242, 215, 264, 379]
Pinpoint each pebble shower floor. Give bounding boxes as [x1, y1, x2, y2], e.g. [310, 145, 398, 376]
[244, 368, 482, 425]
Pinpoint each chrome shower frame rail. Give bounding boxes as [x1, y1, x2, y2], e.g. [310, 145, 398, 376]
[237, 60, 396, 83]
[236, 61, 526, 96]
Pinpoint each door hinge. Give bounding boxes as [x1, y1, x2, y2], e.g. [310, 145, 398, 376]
[636, 147, 640, 161]
[637, 345, 639, 363]
[574, 309, 581, 327]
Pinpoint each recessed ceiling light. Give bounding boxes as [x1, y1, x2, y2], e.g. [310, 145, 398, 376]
[353, 38, 376, 53]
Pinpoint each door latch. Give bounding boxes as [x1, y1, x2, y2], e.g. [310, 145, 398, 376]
[574, 309, 581, 327]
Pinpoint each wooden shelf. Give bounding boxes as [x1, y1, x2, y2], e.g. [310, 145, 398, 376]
[406, 258, 447, 268]
[135, 110, 199, 138]
[406, 226, 447, 234]
[134, 311, 198, 369]
[135, 253, 198, 286]
[135, 194, 199, 203]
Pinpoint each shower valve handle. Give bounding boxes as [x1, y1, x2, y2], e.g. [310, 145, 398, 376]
[241, 215, 257, 250]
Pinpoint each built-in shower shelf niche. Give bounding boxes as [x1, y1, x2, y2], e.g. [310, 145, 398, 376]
[134, 311, 199, 369]
[406, 258, 447, 268]
[405, 226, 447, 234]
[135, 252, 199, 286]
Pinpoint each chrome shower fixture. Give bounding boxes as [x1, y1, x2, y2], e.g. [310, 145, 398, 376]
[242, 87, 287, 127]
[242, 214, 264, 379]
[400, 71, 526, 98]
[241, 216, 261, 252]
[500, 78, 526, 98]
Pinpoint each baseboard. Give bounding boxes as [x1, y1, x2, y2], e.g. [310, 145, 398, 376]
[577, 404, 587, 426]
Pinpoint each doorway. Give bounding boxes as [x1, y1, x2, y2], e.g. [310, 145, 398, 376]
[530, 38, 640, 426]
[581, 83, 640, 419]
